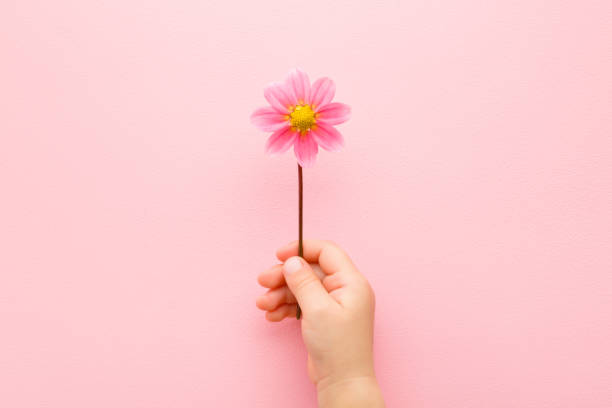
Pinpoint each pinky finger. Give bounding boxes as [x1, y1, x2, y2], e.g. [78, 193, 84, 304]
[265, 303, 298, 322]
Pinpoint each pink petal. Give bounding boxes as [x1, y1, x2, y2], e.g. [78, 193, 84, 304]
[311, 123, 344, 152]
[285, 68, 311, 105]
[264, 82, 294, 113]
[294, 133, 318, 167]
[250, 107, 289, 131]
[265, 125, 297, 155]
[309, 77, 335, 110]
[316, 102, 351, 125]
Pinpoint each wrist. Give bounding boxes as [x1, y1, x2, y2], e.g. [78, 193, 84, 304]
[317, 375, 384, 408]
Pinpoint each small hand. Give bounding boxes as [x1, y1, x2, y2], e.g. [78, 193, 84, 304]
[256, 239, 385, 407]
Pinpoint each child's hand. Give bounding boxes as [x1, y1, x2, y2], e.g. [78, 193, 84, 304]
[256, 239, 385, 407]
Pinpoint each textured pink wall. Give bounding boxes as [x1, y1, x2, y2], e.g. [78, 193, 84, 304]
[1, 1, 612, 407]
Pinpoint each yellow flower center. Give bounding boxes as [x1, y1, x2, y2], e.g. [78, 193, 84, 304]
[289, 104, 317, 134]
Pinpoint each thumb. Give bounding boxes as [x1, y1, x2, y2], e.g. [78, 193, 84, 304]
[282, 256, 331, 315]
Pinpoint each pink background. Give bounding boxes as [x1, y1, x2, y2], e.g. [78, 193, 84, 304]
[1, 1, 612, 407]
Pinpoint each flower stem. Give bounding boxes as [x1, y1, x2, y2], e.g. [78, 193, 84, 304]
[296, 163, 303, 320]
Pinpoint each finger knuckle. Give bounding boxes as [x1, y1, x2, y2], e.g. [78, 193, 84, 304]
[294, 275, 319, 293]
[323, 239, 340, 250]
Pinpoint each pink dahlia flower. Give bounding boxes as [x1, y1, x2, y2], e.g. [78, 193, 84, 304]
[250, 68, 351, 168]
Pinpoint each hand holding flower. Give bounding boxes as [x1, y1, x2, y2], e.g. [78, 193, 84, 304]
[256, 240, 385, 407]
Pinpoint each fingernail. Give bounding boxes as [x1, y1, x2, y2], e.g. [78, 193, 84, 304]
[283, 257, 302, 275]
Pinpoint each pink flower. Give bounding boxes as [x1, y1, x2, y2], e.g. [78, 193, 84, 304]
[251, 68, 351, 168]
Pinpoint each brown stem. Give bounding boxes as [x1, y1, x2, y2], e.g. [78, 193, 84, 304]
[296, 163, 303, 320]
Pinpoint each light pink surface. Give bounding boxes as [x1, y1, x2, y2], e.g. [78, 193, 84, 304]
[1, 1, 611, 407]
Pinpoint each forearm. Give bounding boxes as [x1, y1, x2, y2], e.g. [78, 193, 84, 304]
[317, 376, 385, 408]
